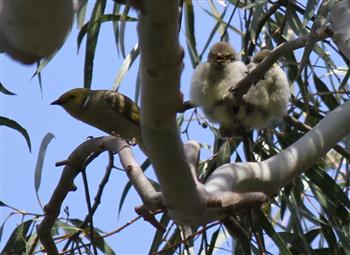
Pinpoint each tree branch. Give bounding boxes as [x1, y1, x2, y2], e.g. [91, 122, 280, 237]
[139, 0, 206, 225]
[205, 101, 350, 196]
[37, 136, 159, 254]
[117, 139, 163, 211]
[37, 136, 123, 254]
[231, 27, 332, 103]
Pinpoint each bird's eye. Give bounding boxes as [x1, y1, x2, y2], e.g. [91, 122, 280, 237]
[69, 95, 76, 100]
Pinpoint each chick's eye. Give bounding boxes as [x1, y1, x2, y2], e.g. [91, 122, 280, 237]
[69, 95, 76, 100]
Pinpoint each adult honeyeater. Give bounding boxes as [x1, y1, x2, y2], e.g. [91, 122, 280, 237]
[235, 49, 290, 129]
[51, 88, 146, 152]
[190, 42, 248, 136]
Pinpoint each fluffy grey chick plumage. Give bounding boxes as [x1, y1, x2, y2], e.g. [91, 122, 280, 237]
[190, 42, 247, 129]
[235, 49, 290, 129]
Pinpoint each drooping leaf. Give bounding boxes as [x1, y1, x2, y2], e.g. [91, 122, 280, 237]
[77, 14, 137, 52]
[34, 133, 55, 209]
[76, 0, 88, 28]
[112, 3, 122, 55]
[313, 74, 339, 110]
[303, 0, 317, 25]
[112, 43, 139, 91]
[25, 232, 39, 254]
[1, 220, 33, 254]
[149, 213, 171, 253]
[91, 231, 116, 255]
[83, 0, 107, 88]
[184, 0, 199, 67]
[118, 158, 151, 215]
[199, 6, 228, 61]
[207, 227, 221, 254]
[68, 218, 116, 255]
[248, 1, 264, 46]
[257, 210, 292, 254]
[0, 116, 31, 152]
[0, 82, 16, 95]
[305, 167, 350, 209]
[160, 227, 181, 254]
[0, 213, 14, 244]
[119, 3, 132, 58]
[216, 140, 232, 166]
[320, 216, 341, 255]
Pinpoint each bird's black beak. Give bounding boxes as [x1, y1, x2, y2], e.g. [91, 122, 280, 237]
[51, 99, 63, 105]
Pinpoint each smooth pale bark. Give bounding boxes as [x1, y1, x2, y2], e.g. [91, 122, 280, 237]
[331, 0, 350, 60]
[139, 0, 350, 226]
[205, 101, 350, 196]
[139, 1, 208, 224]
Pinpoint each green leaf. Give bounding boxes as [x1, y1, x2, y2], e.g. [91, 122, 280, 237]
[77, 14, 137, 52]
[313, 74, 339, 110]
[199, 6, 228, 61]
[112, 3, 122, 55]
[54, 220, 81, 235]
[119, 3, 132, 59]
[305, 167, 350, 209]
[92, 231, 116, 255]
[149, 213, 171, 253]
[68, 219, 116, 255]
[320, 216, 341, 255]
[118, 181, 132, 216]
[248, 1, 264, 46]
[34, 133, 55, 209]
[257, 210, 292, 254]
[83, 0, 107, 88]
[184, 0, 199, 67]
[303, 0, 317, 25]
[118, 158, 151, 215]
[0, 82, 16, 95]
[216, 140, 232, 166]
[287, 193, 313, 254]
[112, 43, 139, 91]
[0, 116, 31, 152]
[76, 0, 88, 28]
[0, 213, 15, 244]
[207, 227, 220, 254]
[160, 227, 181, 254]
[1, 220, 33, 254]
[25, 231, 39, 254]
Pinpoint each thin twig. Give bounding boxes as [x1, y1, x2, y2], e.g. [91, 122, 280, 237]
[231, 29, 332, 104]
[246, 0, 284, 57]
[62, 151, 115, 251]
[81, 168, 98, 255]
[60, 215, 143, 255]
[153, 222, 221, 255]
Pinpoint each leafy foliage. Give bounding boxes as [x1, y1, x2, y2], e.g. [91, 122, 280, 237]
[2, 1, 350, 254]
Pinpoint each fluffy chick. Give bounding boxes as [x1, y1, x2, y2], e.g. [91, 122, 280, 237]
[234, 49, 290, 129]
[190, 42, 247, 132]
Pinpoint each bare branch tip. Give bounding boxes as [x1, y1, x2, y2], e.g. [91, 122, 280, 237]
[55, 159, 69, 167]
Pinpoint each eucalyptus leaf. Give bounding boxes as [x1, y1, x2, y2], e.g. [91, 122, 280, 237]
[0, 82, 16, 95]
[34, 133, 55, 209]
[0, 116, 31, 152]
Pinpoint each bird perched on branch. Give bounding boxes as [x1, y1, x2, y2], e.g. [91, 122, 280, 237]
[51, 88, 146, 152]
[190, 42, 248, 136]
[234, 49, 290, 129]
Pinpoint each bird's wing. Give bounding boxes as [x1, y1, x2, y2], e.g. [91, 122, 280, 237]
[104, 91, 141, 126]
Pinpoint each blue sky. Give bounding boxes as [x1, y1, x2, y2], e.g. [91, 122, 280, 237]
[0, 2, 239, 253]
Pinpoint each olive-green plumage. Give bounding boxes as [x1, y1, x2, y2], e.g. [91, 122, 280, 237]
[51, 88, 145, 151]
